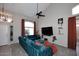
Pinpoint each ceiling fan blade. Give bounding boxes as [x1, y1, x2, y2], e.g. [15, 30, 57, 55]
[36, 11, 42, 15]
[39, 15, 45, 17]
[39, 11, 42, 14]
[36, 13, 39, 16]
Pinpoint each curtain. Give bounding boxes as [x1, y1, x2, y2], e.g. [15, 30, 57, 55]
[34, 21, 36, 35]
[21, 19, 25, 36]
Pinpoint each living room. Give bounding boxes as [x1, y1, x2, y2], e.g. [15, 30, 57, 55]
[0, 3, 79, 56]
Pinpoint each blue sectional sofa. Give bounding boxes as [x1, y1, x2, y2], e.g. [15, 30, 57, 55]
[19, 35, 53, 56]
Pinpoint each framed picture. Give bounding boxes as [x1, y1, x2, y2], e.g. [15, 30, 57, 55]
[58, 18, 63, 25]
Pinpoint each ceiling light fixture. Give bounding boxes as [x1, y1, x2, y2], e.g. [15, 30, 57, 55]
[0, 4, 13, 23]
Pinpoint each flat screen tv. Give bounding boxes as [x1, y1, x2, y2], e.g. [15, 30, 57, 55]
[41, 27, 53, 36]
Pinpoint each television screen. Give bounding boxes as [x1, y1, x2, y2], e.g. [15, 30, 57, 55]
[41, 27, 53, 36]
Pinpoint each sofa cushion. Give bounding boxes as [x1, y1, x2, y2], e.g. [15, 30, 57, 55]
[27, 35, 40, 41]
[31, 42, 46, 52]
[26, 38, 35, 45]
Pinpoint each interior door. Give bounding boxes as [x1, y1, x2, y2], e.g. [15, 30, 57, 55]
[68, 16, 76, 50]
[0, 24, 9, 46]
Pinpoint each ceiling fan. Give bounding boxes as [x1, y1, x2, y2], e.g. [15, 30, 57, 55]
[36, 3, 45, 19]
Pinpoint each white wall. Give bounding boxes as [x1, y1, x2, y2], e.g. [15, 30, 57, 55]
[9, 14, 36, 44]
[0, 23, 10, 46]
[0, 10, 36, 45]
[37, 3, 77, 47]
[10, 15, 21, 44]
[76, 17, 79, 41]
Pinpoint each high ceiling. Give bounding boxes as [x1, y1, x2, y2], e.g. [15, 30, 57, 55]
[0, 3, 50, 19]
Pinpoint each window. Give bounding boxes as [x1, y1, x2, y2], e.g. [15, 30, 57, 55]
[72, 5, 79, 15]
[24, 21, 34, 35]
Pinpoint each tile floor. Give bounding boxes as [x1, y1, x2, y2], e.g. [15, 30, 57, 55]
[0, 43, 27, 56]
[0, 43, 77, 56]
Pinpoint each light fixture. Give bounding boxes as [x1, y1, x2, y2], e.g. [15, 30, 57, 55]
[0, 4, 13, 23]
[72, 5, 79, 15]
[36, 3, 45, 19]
